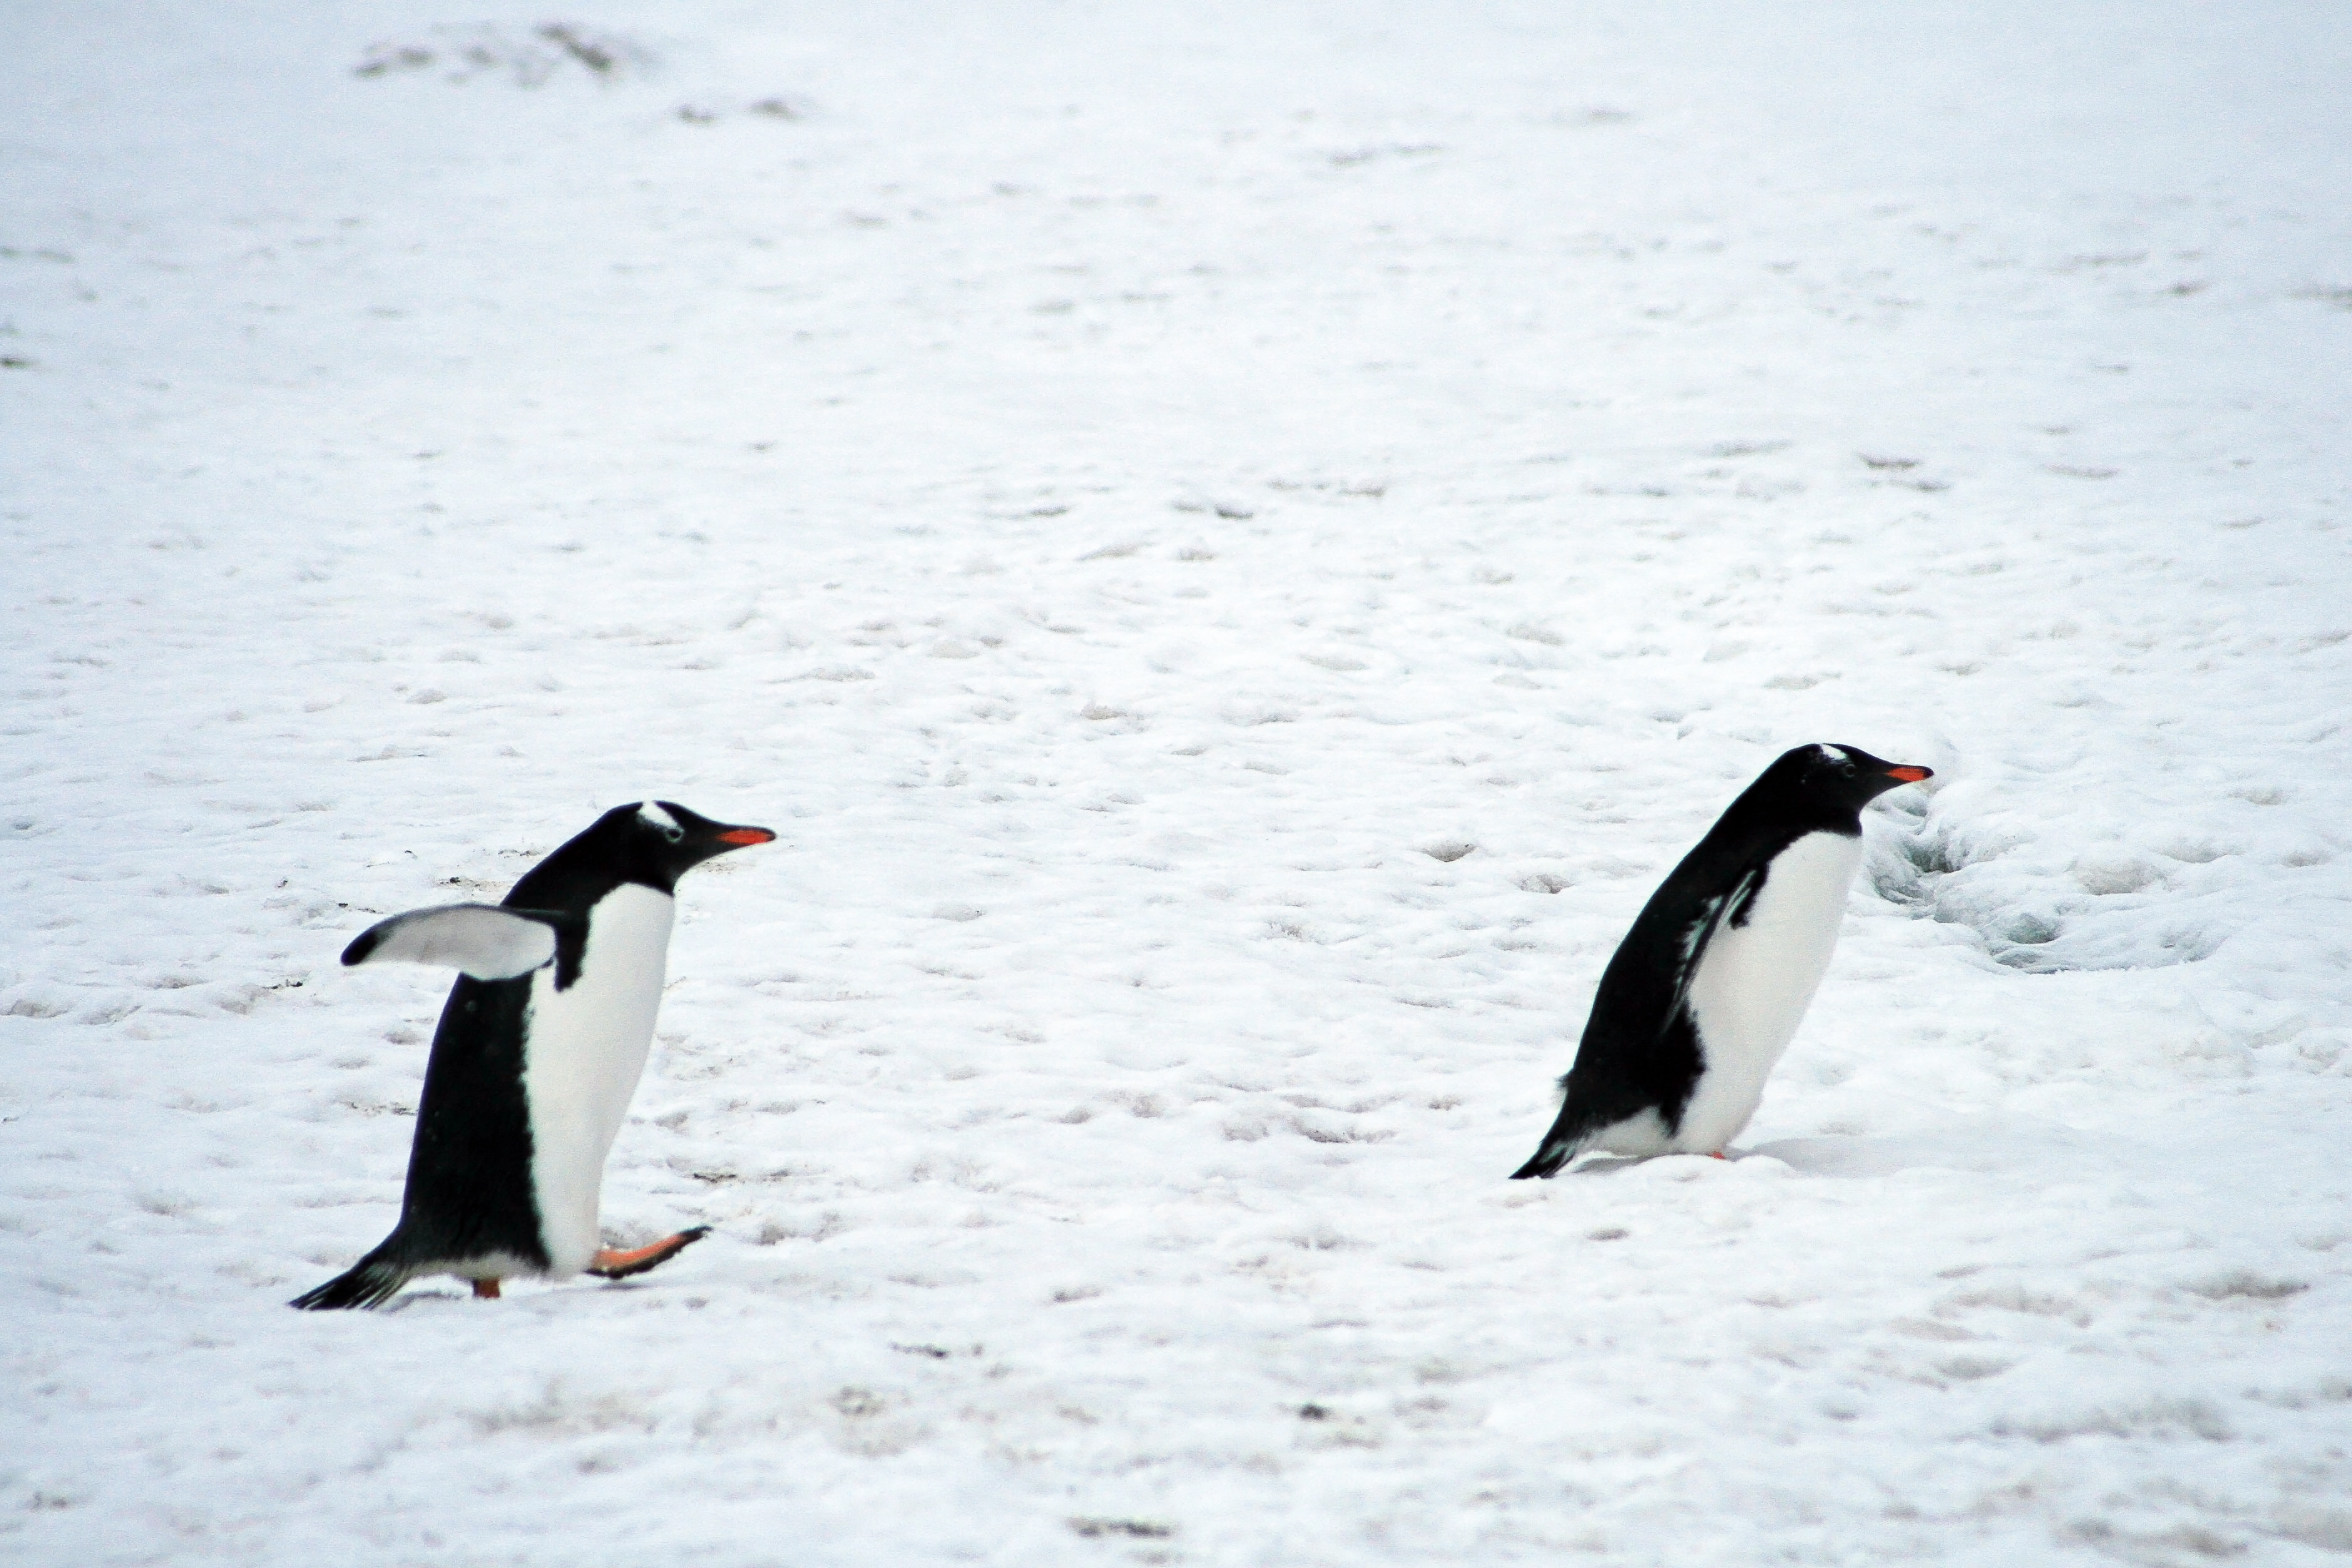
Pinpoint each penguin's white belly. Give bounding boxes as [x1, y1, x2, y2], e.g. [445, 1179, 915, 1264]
[1591, 1107, 1676, 1157]
[1676, 831, 1860, 1152]
[521, 884, 674, 1275]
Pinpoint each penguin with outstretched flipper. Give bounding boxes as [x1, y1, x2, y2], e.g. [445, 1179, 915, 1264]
[1512, 744, 1931, 1179]
[293, 802, 773, 1308]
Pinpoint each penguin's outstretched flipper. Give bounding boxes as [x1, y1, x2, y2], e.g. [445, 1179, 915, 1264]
[340, 904, 575, 981]
[289, 1246, 415, 1311]
[586, 1227, 710, 1280]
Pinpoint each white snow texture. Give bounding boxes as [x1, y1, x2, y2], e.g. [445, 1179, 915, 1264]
[3, 3, 2349, 1564]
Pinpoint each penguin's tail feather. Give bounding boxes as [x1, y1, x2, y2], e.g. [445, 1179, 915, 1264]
[1510, 1075, 1594, 1180]
[289, 1253, 414, 1311]
[1509, 1135, 1584, 1181]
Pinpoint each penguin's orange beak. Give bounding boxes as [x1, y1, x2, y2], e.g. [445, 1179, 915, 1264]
[1883, 765, 1932, 784]
[716, 827, 776, 846]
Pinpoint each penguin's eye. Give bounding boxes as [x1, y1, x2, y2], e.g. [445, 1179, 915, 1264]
[1838, 762, 1858, 778]
[662, 826, 685, 844]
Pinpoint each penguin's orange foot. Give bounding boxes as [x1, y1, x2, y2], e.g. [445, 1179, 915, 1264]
[587, 1226, 711, 1280]
[472, 1278, 502, 1300]
[1707, 1152, 1729, 1161]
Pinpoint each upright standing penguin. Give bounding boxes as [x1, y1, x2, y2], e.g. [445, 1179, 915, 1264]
[292, 801, 774, 1308]
[1511, 744, 1931, 1179]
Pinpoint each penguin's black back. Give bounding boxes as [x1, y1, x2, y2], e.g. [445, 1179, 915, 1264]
[398, 975, 548, 1259]
[289, 973, 552, 1308]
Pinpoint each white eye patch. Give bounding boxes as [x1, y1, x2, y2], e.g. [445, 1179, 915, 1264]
[636, 802, 680, 833]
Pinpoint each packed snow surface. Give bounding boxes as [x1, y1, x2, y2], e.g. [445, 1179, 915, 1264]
[4, 3, 2350, 1563]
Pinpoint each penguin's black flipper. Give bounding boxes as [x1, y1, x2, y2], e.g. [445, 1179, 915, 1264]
[341, 905, 577, 982]
[1510, 880, 1752, 1179]
[289, 1245, 414, 1311]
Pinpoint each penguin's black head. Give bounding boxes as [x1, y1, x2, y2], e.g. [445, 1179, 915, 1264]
[1786, 743, 1933, 814]
[620, 801, 775, 890]
[502, 801, 776, 911]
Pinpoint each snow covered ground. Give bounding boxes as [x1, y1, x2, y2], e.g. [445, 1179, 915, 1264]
[4, 2, 2350, 1562]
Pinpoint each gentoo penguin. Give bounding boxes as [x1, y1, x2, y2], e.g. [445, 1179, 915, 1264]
[292, 801, 773, 1308]
[1510, 744, 1930, 1179]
